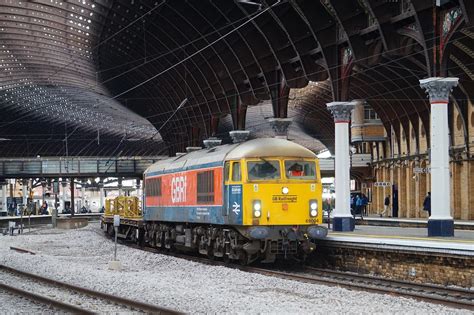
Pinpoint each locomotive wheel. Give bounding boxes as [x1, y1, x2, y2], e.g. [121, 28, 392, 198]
[137, 229, 145, 247]
[238, 250, 248, 266]
[206, 240, 214, 259]
[223, 254, 230, 264]
[107, 224, 114, 237]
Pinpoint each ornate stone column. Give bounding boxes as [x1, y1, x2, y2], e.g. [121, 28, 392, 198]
[327, 101, 357, 231]
[61, 179, 68, 212]
[70, 178, 75, 215]
[81, 180, 86, 210]
[118, 177, 123, 196]
[203, 137, 222, 149]
[99, 179, 105, 211]
[22, 179, 29, 209]
[135, 179, 141, 199]
[267, 118, 293, 139]
[229, 130, 250, 143]
[2, 181, 7, 212]
[419, 77, 458, 237]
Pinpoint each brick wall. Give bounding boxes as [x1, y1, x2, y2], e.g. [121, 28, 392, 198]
[310, 244, 473, 288]
[370, 159, 474, 220]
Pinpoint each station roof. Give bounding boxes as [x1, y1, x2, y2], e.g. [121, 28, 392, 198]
[0, 1, 472, 157]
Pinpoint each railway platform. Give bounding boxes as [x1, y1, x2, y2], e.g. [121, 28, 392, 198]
[354, 216, 474, 230]
[312, 224, 473, 289]
[0, 213, 102, 230]
[327, 224, 474, 253]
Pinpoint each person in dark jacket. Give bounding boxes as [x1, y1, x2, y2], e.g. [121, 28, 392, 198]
[381, 195, 390, 217]
[355, 195, 363, 219]
[361, 194, 368, 216]
[40, 201, 48, 215]
[423, 192, 431, 216]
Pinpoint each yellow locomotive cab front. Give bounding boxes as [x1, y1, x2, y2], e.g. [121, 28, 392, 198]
[240, 157, 323, 226]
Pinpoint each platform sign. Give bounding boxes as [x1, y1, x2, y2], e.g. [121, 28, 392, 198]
[413, 167, 431, 174]
[113, 215, 120, 227]
[374, 182, 391, 187]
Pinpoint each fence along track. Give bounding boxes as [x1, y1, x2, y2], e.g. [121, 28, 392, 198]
[0, 264, 181, 314]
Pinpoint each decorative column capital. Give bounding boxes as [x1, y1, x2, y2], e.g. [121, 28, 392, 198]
[267, 118, 293, 139]
[419, 77, 458, 103]
[326, 101, 357, 123]
[229, 130, 250, 143]
[203, 137, 222, 149]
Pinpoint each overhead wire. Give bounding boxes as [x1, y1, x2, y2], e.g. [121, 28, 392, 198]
[2, 15, 470, 130]
[1, 5, 472, 155]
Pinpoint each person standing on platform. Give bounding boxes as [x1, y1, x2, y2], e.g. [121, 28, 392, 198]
[40, 201, 48, 215]
[381, 195, 390, 217]
[423, 192, 431, 217]
[355, 195, 363, 219]
[361, 194, 368, 216]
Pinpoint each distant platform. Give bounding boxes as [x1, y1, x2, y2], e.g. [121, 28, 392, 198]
[0, 213, 101, 229]
[324, 225, 474, 255]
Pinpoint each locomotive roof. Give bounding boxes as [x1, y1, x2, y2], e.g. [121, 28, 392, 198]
[145, 138, 316, 176]
[225, 138, 316, 159]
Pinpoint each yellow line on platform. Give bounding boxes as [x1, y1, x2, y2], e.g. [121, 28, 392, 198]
[330, 233, 474, 244]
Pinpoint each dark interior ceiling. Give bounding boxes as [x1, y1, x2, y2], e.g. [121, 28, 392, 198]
[0, 0, 472, 157]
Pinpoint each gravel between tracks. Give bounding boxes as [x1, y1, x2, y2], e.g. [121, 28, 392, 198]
[0, 289, 66, 314]
[0, 223, 470, 314]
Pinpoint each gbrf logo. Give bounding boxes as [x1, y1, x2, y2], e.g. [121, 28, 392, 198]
[171, 176, 187, 203]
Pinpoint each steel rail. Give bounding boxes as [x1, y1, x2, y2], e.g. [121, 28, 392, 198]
[304, 266, 473, 299]
[0, 264, 181, 315]
[0, 282, 94, 314]
[252, 266, 474, 311]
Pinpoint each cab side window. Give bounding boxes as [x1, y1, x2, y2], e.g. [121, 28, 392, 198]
[232, 162, 241, 181]
[224, 161, 230, 182]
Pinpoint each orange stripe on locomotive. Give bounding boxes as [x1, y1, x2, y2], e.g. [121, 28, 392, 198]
[146, 166, 223, 207]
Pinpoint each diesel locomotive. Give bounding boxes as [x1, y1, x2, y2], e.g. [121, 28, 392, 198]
[102, 138, 328, 264]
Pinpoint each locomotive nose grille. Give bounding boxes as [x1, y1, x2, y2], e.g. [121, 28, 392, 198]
[269, 240, 298, 254]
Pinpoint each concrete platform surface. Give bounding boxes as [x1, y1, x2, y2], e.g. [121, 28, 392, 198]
[354, 216, 474, 230]
[327, 225, 474, 254]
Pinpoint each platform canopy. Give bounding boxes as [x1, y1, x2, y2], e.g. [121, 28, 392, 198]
[0, 0, 472, 157]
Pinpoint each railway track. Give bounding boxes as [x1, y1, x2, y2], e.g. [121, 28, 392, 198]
[259, 266, 474, 311]
[0, 264, 180, 314]
[125, 242, 473, 311]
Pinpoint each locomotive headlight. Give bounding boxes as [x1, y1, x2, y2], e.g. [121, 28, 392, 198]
[282, 186, 289, 195]
[253, 200, 262, 217]
[309, 200, 318, 217]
